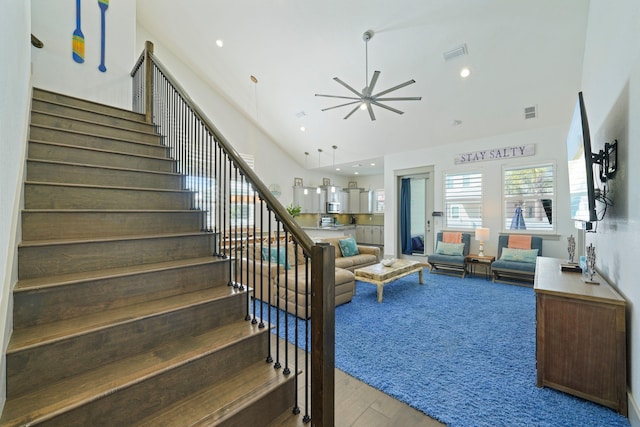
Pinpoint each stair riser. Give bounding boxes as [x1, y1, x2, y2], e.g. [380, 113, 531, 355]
[33, 332, 268, 426]
[31, 111, 160, 144]
[29, 141, 174, 173]
[22, 210, 203, 241]
[27, 160, 184, 190]
[14, 261, 231, 328]
[7, 293, 249, 397]
[30, 125, 167, 157]
[218, 379, 296, 427]
[33, 88, 145, 122]
[19, 234, 214, 279]
[32, 99, 155, 133]
[25, 184, 192, 210]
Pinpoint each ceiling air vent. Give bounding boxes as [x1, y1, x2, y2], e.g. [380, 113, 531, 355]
[443, 44, 468, 61]
[524, 106, 537, 120]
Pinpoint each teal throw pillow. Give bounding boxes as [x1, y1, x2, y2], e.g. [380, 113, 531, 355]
[435, 241, 465, 256]
[261, 246, 291, 269]
[500, 248, 538, 263]
[338, 237, 360, 257]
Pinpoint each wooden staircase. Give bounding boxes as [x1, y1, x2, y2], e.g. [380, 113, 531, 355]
[0, 89, 296, 426]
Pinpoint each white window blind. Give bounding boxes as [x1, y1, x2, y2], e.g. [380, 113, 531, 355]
[444, 172, 483, 229]
[503, 164, 554, 232]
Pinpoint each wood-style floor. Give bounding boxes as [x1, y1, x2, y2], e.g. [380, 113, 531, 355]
[268, 336, 445, 427]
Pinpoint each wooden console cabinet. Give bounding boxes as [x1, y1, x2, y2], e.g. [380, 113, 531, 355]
[534, 257, 627, 415]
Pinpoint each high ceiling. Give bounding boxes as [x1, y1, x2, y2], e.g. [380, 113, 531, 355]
[136, 0, 590, 176]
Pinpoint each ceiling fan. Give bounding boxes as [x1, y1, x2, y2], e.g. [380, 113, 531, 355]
[315, 30, 422, 121]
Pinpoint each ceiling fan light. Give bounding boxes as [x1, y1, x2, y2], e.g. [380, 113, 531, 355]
[360, 103, 367, 110]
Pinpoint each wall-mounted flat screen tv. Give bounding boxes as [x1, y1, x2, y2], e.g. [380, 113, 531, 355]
[566, 91, 598, 223]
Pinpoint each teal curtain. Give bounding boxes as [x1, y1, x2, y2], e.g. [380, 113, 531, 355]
[401, 178, 412, 254]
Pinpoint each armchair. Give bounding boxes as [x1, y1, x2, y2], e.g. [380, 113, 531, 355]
[491, 235, 543, 286]
[428, 232, 471, 278]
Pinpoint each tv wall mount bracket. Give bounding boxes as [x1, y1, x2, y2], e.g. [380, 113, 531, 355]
[591, 139, 618, 182]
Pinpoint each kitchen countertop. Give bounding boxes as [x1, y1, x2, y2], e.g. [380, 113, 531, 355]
[301, 225, 356, 231]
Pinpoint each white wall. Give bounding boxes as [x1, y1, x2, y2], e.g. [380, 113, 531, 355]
[384, 125, 573, 259]
[0, 0, 32, 413]
[581, 1, 640, 424]
[31, 0, 136, 109]
[135, 27, 344, 211]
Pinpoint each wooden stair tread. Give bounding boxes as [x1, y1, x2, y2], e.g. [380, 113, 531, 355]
[33, 88, 146, 120]
[27, 158, 183, 177]
[18, 230, 211, 248]
[0, 320, 267, 426]
[30, 123, 162, 148]
[31, 110, 159, 137]
[15, 256, 225, 292]
[32, 100, 150, 126]
[133, 360, 296, 427]
[8, 286, 245, 352]
[24, 180, 192, 194]
[30, 139, 170, 162]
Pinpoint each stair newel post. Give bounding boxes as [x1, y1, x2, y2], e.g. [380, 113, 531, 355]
[144, 41, 153, 124]
[311, 242, 336, 427]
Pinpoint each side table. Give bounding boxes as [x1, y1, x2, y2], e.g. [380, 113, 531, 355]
[465, 254, 495, 280]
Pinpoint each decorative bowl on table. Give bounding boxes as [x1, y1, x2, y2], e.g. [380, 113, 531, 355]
[381, 258, 395, 267]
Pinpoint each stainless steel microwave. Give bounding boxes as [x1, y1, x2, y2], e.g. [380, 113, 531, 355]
[326, 202, 340, 213]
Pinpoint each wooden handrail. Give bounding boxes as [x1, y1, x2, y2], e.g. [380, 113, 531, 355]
[141, 42, 314, 255]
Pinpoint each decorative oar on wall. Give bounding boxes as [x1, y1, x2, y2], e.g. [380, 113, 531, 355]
[98, 0, 108, 72]
[72, 0, 84, 63]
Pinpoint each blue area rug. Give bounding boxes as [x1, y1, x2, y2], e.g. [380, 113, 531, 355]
[256, 270, 630, 427]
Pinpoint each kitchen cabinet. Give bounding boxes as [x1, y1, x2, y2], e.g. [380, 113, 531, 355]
[293, 186, 322, 213]
[359, 191, 373, 213]
[348, 189, 360, 213]
[355, 225, 383, 245]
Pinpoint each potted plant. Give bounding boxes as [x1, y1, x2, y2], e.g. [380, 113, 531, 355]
[286, 204, 302, 218]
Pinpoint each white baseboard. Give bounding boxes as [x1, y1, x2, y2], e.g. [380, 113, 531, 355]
[629, 390, 640, 427]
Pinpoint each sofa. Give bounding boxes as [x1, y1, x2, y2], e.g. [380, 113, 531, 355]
[427, 232, 471, 278]
[491, 235, 543, 286]
[240, 236, 380, 319]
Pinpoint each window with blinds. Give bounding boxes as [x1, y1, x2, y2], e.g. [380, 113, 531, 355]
[444, 172, 483, 229]
[503, 164, 555, 232]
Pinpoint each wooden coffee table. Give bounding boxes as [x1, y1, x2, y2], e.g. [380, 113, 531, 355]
[354, 259, 424, 303]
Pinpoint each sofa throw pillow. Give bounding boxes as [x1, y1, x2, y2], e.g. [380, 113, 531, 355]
[500, 248, 538, 263]
[338, 237, 360, 257]
[435, 241, 465, 256]
[261, 246, 291, 269]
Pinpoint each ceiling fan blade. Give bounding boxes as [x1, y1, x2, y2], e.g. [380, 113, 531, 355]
[334, 77, 364, 97]
[315, 94, 361, 100]
[365, 71, 381, 96]
[376, 96, 422, 101]
[343, 104, 361, 120]
[320, 100, 361, 112]
[373, 79, 416, 97]
[371, 100, 404, 115]
[367, 103, 376, 121]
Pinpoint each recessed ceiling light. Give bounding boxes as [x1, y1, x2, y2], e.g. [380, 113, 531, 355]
[336, 167, 341, 171]
[370, 162, 376, 166]
[460, 67, 471, 78]
[216, 39, 224, 48]
[300, 126, 306, 132]
[354, 172, 360, 175]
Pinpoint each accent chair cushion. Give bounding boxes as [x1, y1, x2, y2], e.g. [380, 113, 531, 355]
[492, 259, 537, 273]
[428, 253, 465, 266]
[435, 241, 465, 256]
[500, 248, 538, 263]
[338, 237, 360, 257]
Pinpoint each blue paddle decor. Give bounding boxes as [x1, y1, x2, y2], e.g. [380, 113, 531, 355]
[98, 0, 108, 72]
[72, 0, 84, 63]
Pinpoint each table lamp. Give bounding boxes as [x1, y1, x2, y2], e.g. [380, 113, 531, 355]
[475, 227, 490, 257]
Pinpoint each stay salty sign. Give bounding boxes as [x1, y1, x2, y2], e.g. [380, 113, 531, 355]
[454, 144, 535, 165]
